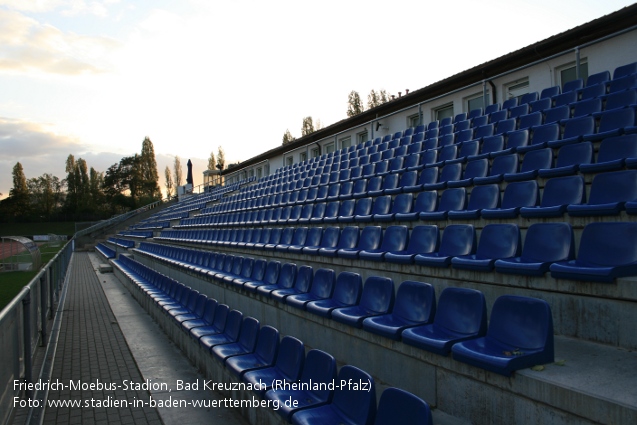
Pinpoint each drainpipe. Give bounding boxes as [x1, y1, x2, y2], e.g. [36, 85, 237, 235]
[488, 80, 497, 105]
[575, 47, 581, 80]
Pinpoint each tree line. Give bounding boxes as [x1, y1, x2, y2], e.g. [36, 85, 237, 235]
[0, 137, 164, 222]
[281, 89, 391, 145]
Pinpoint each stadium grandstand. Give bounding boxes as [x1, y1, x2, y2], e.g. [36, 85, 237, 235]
[4, 4, 637, 425]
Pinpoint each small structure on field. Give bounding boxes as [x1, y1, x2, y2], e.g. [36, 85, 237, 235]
[0, 236, 41, 272]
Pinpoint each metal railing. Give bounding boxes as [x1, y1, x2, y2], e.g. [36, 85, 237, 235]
[0, 239, 72, 425]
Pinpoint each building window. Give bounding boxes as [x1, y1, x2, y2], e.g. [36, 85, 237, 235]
[340, 137, 351, 150]
[504, 78, 529, 103]
[249, 169, 254, 177]
[433, 103, 454, 121]
[257, 167, 262, 179]
[408, 113, 421, 128]
[465, 91, 489, 113]
[325, 143, 335, 154]
[557, 60, 589, 87]
[357, 130, 368, 145]
[311, 148, 319, 158]
[286, 156, 293, 166]
[300, 151, 307, 163]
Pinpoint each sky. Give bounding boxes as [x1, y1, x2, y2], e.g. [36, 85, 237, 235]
[0, 0, 635, 199]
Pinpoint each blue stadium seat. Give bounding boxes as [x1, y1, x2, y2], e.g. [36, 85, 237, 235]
[422, 163, 462, 190]
[517, 122, 560, 153]
[402, 287, 487, 356]
[572, 98, 602, 118]
[256, 262, 297, 297]
[540, 85, 560, 99]
[414, 224, 475, 268]
[338, 226, 382, 259]
[520, 175, 585, 218]
[289, 365, 375, 425]
[607, 74, 637, 93]
[518, 111, 543, 130]
[567, 170, 637, 216]
[303, 227, 340, 255]
[563, 78, 583, 93]
[271, 265, 313, 301]
[306, 272, 363, 318]
[550, 222, 637, 282]
[420, 187, 466, 220]
[331, 276, 395, 328]
[374, 193, 414, 221]
[325, 199, 354, 223]
[447, 158, 488, 188]
[583, 108, 637, 142]
[289, 227, 322, 254]
[473, 154, 518, 185]
[385, 225, 440, 264]
[374, 388, 433, 425]
[339, 197, 372, 223]
[210, 316, 260, 361]
[547, 116, 595, 148]
[604, 89, 637, 112]
[452, 295, 554, 376]
[286, 268, 335, 309]
[537, 142, 593, 177]
[199, 310, 244, 351]
[242, 336, 305, 397]
[451, 223, 520, 271]
[394, 190, 437, 221]
[495, 223, 575, 276]
[189, 303, 229, 341]
[244, 260, 281, 292]
[446, 140, 480, 164]
[448, 184, 499, 220]
[613, 61, 637, 79]
[359, 225, 409, 261]
[579, 134, 637, 173]
[503, 148, 552, 182]
[529, 98, 552, 113]
[355, 196, 392, 222]
[481, 181, 538, 219]
[225, 325, 280, 377]
[362, 281, 436, 340]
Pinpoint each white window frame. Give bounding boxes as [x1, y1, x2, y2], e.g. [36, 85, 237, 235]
[311, 148, 319, 158]
[339, 136, 351, 150]
[325, 143, 335, 154]
[464, 91, 489, 113]
[407, 113, 421, 128]
[503, 77, 530, 103]
[286, 156, 293, 166]
[357, 130, 368, 145]
[300, 151, 307, 163]
[433, 103, 454, 121]
[556, 59, 589, 87]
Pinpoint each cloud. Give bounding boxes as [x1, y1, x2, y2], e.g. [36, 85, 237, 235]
[0, 8, 120, 75]
[0, 0, 118, 16]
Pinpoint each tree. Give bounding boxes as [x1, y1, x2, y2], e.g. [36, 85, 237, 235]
[139, 137, 161, 200]
[8, 162, 30, 217]
[347, 90, 364, 117]
[216, 146, 226, 171]
[164, 166, 174, 198]
[27, 173, 63, 218]
[282, 129, 295, 145]
[207, 151, 216, 170]
[89, 167, 105, 211]
[301, 116, 314, 136]
[174, 156, 183, 187]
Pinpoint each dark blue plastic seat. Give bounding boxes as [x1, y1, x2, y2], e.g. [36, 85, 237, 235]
[271, 265, 313, 301]
[256, 262, 297, 296]
[567, 170, 637, 216]
[495, 223, 574, 276]
[547, 116, 595, 148]
[198, 308, 243, 350]
[583, 108, 636, 142]
[385, 225, 439, 264]
[244, 260, 281, 292]
[326, 199, 354, 223]
[414, 224, 475, 267]
[550, 222, 637, 282]
[563, 78, 583, 93]
[518, 111, 543, 130]
[473, 154, 518, 185]
[303, 227, 339, 255]
[452, 295, 554, 376]
[402, 287, 487, 356]
[286, 268, 335, 310]
[373, 388, 432, 425]
[338, 226, 382, 259]
[375, 193, 413, 222]
[448, 184, 499, 220]
[289, 227, 322, 254]
[339, 197, 372, 223]
[331, 276, 395, 328]
[362, 281, 436, 340]
[265, 349, 337, 422]
[447, 158, 488, 188]
[541, 85, 560, 99]
[503, 148, 552, 182]
[225, 325, 280, 377]
[446, 140, 480, 164]
[419, 187, 466, 221]
[579, 134, 637, 173]
[517, 122, 560, 153]
[395, 190, 437, 221]
[422, 163, 462, 190]
[520, 175, 584, 218]
[359, 225, 409, 261]
[614, 61, 637, 79]
[537, 142, 593, 177]
[480, 180, 538, 218]
[451, 223, 520, 271]
[319, 226, 359, 257]
[306, 272, 362, 318]
[290, 365, 376, 425]
[356, 195, 392, 222]
[242, 336, 305, 396]
[188, 303, 228, 341]
[320, 201, 341, 222]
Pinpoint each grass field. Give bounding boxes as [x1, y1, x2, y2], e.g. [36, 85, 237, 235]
[0, 222, 76, 237]
[0, 244, 66, 310]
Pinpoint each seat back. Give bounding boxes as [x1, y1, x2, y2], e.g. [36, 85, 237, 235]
[379, 225, 409, 252]
[489, 154, 518, 176]
[336, 226, 360, 249]
[300, 350, 337, 400]
[419, 167, 439, 185]
[540, 175, 585, 207]
[506, 129, 529, 150]
[467, 184, 500, 210]
[578, 222, 637, 266]
[331, 366, 377, 424]
[332, 272, 363, 306]
[391, 193, 413, 214]
[274, 336, 305, 382]
[250, 259, 267, 281]
[357, 226, 382, 250]
[292, 265, 313, 292]
[319, 227, 340, 249]
[596, 134, 637, 163]
[353, 197, 373, 216]
[435, 287, 487, 336]
[309, 268, 336, 298]
[413, 191, 437, 213]
[439, 224, 476, 257]
[338, 199, 355, 217]
[476, 224, 520, 259]
[438, 163, 462, 183]
[463, 158, 488, 179]
[304, 227, 323, 248]
[522, 223, 575, 263]
[393, 281, 436, 323]
[254, 325, 280, 364]
[500, 181, 539, 209]
[563, 116, 595, 139]
[240, 258, 254, 278]
[531, 123, 560, 146]
[374, 388, 433, 425]
[406, 225, 439, 254]
[438, 187, 466, 212]
[263, 261, 281, 285]
[277, 263, 297, 289]
[359, 276, 395, 314]
[554, 142, 593, 168]
[588, 170, 637, 205]
[223, 310, 244, 341]
[237, 317, 260, 351]
[488, 296, 554, 352]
